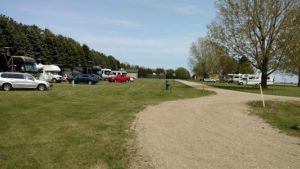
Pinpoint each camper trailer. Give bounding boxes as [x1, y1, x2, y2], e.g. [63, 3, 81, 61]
[238, 74, 274, 86]
[227, 74, 243, 83]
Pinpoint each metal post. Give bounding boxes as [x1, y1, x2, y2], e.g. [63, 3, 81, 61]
[11, 58, 13, 71]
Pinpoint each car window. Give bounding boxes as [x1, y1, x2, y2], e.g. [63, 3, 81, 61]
[1, 73, 9, 78]
[25, 74, 34, 80]
[11, 74, 24, 79]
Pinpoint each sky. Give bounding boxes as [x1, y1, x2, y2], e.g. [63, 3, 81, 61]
[0, 0, 216, 70]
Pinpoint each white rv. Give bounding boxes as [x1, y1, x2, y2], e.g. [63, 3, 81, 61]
[37, 64, 63, 83]
[238, 74, 274, 86]
[227, 74, 243, 83]
[111, 70, 127, 76]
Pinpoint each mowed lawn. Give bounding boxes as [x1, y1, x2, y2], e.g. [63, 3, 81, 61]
[0, 79, 213, 169]
[202, 82, 300, 97]
[248, 101, 300, 138]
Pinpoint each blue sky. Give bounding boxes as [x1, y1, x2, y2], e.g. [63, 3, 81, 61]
[0, 0, 216, 70]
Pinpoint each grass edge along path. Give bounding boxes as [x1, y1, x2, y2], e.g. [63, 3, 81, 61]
[0, 79, 214, 169]
[195, 81, 300, 98]
[248, 101, 300, 138]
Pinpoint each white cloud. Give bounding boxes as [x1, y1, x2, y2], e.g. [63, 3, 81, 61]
[99, 18, 142, 28]
[80, 35, 188, 55]
[76, 35, 191, 69]
[172, 5, 200, 15]
[18, 7, 142, 28]
[133, 1, 202, 15]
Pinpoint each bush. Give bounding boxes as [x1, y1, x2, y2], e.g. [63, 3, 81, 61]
[175, 67, 190, 79]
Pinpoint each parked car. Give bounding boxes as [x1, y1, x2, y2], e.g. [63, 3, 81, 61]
[0, 72, 50, 91]
[130, 77, 135, 82]
[203, 78, 217, 83]
[69, 74, 98, 85]
[109, 75, 131, 83]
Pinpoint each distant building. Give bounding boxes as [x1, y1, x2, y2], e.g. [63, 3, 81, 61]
[126, 69, 138, 79]
[147, 73, 166, 79]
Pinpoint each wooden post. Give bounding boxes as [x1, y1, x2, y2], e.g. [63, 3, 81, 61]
[260, 84, 265, 108]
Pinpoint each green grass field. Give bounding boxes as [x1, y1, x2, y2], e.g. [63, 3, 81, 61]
[201, 82, 300, 97]
[0, 79, 214, 169]
[248, 101, 300, 137]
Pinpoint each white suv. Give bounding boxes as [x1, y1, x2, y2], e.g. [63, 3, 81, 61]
[0, 72, 50, 91]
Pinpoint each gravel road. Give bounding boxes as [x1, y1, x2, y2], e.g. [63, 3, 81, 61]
[131, 80, 300, 169]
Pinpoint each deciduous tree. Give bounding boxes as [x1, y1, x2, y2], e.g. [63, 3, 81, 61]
[210, 0, 300, 88]
[190, 37, 238, 80]
[175, 67, 190, 79]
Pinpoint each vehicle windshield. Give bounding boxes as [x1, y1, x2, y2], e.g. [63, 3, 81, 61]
[104, 71, 111, 75]
[45, 71, 59, 75]
[92, 69, 101, 75]
[24, 61, 36, 72]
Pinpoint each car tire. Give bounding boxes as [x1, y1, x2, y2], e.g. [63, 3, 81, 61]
[52, 78, 57, 83]
[2, 83, 12, 91]
[37, 84, 46, 91]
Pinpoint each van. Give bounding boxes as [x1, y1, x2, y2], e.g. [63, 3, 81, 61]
[111, 70, 127, 76]
[101, 68, 112, 80]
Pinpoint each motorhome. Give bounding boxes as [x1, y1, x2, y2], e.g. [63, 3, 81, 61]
[82, 66, 102, 80]
[0, 55, 37, 73]
[37, 64, 63, 83]
[56, 64, 102, 81]
[238, 74, 274, 86]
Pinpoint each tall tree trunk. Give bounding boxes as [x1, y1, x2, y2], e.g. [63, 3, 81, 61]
[261, 59, 268, 89]
[261, 70, 268, 89]
[298, 68, 300, 87]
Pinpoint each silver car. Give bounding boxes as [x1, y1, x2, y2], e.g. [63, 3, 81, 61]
[0, 72, 50, 91]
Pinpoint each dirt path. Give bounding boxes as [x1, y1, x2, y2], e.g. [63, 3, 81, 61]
[131, 80, 300, 169]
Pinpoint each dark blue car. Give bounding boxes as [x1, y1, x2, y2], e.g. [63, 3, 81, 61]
[69, 74, 98, 85]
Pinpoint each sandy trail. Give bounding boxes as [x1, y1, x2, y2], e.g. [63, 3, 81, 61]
[131, 80, 300, 169]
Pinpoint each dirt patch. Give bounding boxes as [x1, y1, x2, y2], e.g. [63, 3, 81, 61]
[131, 80, 300, 169]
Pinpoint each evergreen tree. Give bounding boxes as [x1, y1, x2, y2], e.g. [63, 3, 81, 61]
[0, 15, 122, 68]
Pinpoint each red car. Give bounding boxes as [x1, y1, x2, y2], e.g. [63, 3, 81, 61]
[109, 75, 131, 83]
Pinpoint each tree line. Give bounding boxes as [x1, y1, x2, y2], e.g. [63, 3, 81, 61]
[121, 63, 190, 79]
[190, 0, 300, 87]
[0, 15, 121, 69]
[189, 37, 254, 80]
[0, 15, 191, 79]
